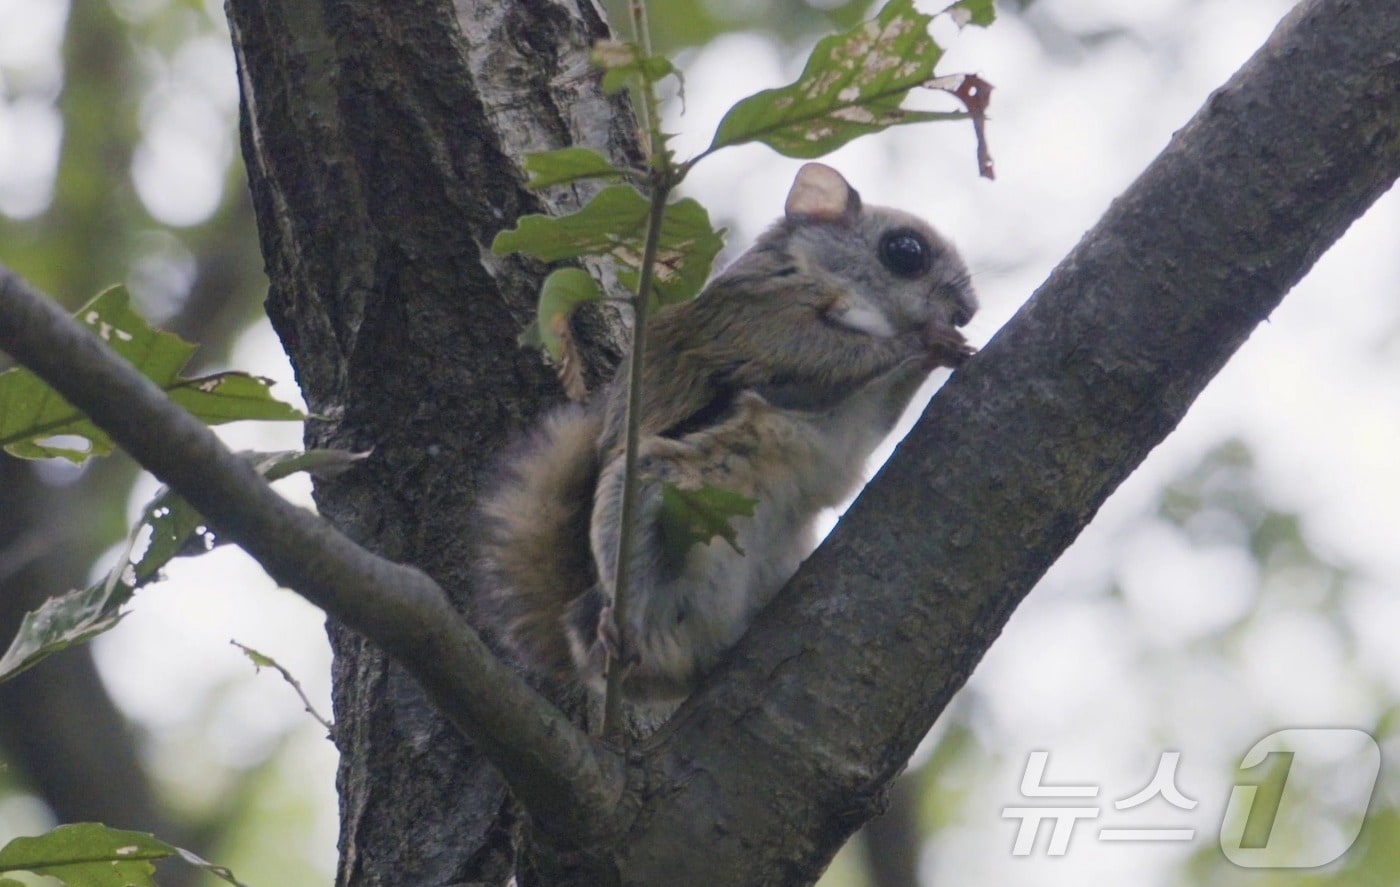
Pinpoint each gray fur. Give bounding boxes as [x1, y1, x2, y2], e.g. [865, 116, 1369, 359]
[477, 163, 977, 701]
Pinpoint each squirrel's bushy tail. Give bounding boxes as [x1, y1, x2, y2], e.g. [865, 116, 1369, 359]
[476, 403, 602, 679]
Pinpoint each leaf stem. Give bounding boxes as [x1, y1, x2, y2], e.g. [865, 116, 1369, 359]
[231, 639, 335, 735]
[603, 174, 670, 739]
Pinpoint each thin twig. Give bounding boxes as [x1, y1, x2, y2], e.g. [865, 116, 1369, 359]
[626, 0, 655, 158]
[602, 177, 670, 738]
[603, 0, 672, 739]
[230, 639, 335, 736]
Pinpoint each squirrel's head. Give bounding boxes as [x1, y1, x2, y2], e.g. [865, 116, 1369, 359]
[781, 162, 977, 337]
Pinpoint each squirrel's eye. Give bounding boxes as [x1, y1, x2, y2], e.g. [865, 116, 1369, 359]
[878, 229, 932, 277]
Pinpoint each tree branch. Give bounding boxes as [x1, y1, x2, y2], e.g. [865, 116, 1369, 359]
[0, 265, 623, 843]
[621, 0, 1400, 879]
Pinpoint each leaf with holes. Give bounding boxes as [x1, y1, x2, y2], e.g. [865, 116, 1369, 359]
[131, 449, 368, 587]
[0, 449, 367, 683]
[930, 72, 996, 179]
[659, 482, 757, 563]
[0, 578, 131, 687]
[945, 0, 996, 27]
[707, 0, 973, 159]
[616, 196, 724, 307]
[0, 285, 302, 463]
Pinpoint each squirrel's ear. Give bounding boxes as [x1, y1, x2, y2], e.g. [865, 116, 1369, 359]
[784, 162, 861, 224]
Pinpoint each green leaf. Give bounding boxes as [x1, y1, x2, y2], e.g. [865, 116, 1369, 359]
[535, 268, 604, 361]
[659, 482, 757, 562]
[133, 487, 208, 584]
[0, 449, 364, 683]
[522, 147, 628, 189]
[0, 824, 162, 887]
[234, 642, 278, 670]
[0, 285, 302, 463]
[492, 184, 724, 306]
[492, 184, 647, 261]
[0, 579, 130, 686]
[620, 195, 724, 307]
[0, 823, 246, 887]
[0, 508, 155, 684]
[592, 40, 677, 95]
[166, 372, 303, 424]
[130, 448, 369, 585]
[172, 848, 246, 887]
[944, 0, 996, 27]
[253, 446, 373, 482]
[706, 0, 964, 159]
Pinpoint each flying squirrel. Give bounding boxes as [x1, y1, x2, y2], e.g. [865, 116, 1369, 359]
[477, 162, 977, 701]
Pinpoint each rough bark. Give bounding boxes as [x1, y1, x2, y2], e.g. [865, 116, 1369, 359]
[212, 0, 1397, 883]
[224, 0, 635, 883]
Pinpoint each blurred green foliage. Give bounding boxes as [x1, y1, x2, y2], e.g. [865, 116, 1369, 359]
[0, 0, 286, 884]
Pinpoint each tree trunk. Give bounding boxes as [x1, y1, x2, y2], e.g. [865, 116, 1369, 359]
[223, 0, 1400, 884]
[226, 0, 634, 882]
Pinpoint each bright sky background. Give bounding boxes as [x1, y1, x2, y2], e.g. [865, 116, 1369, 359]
[2, 0, 1397, 884]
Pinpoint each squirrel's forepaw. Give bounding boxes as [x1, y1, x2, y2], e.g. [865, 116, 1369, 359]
[923, 322, 976, 369]
[597, 605, 640, 669]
